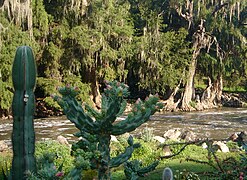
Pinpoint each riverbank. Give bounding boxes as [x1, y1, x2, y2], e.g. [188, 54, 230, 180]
[0, 91, 247, 119]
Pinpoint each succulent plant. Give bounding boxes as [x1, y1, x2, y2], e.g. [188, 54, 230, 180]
[11, 46, 37, 179]
[54, 80, 162, 179]
[124, 160, 159, 180]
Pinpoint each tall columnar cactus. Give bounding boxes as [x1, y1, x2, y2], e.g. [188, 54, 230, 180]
[11, 46, 37, 179]
[54, 81, 162, 179]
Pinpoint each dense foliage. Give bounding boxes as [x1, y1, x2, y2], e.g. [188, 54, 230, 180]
[0, 0, 246, 116]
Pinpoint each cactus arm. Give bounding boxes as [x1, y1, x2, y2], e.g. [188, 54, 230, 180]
[100, 81, 129, 125]
[109, 145, 138, 168]
[72, 131, 98, 153]
[85, 103, 103, 120]
[112, 96, 162, 135]
[110, 136, 141, 168]
[111, 109, 152, 135]
[99, 96, 122, 128]
[104, 100, 120, 124]
[124, 160, 159, 179]
[137, 160, 159, 175]
[11, 46, 36, 179]
[116, 100, 127, 117]
[54, 94, 99, 133]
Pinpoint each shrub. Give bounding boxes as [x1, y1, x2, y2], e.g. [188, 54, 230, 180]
[130, 139, 162, 166]
[0, 151, 12, 179]
[35, 140, 74, 173]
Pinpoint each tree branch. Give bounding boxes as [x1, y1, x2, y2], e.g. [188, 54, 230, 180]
[159, 138, 229, 160]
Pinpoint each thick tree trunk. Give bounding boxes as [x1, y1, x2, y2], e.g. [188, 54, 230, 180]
[162, 80, 182, 111]
[199, 74, 223, 109]
[181, 57, 197, 111]
[214, 74, 223, 103]
[180, 19, 212, 111]
[89, 66, 101, 109]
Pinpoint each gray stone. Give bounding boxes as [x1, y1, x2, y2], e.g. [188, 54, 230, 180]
[163, 129, 181, 140]
[162, 145, 172, 156]
[57, 135, 71, 147]
[213, 141, 229, 153]
[180, 130, 197, 142]
[201, 142, 208, 149]
[153, 136, 166, 143]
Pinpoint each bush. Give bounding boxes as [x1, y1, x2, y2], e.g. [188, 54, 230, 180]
[35, 140, 74, 173]
[130, 139, 162, 166]
[0, 151, 12, 179]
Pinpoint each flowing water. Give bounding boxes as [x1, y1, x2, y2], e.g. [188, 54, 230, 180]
[1, 107, 247, 144]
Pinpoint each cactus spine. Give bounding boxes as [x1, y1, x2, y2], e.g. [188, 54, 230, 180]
[54, 81, 162, 179]
[11, 46, 37, 179]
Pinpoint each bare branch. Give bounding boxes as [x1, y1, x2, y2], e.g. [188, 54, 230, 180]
[159, 138, 229, 160]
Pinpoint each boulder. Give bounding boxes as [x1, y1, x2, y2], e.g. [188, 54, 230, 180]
[180, 130, 197, 142]
[213, 141, 229, 153]
[163, 129, 182, 141]
[162, 145, 172, 156]
[229, 133, 238, 141]
[153, 136, 166, 144]
[201, 142, 208, 149]
[57, 135, 71, 147]
[229, 131, 247, 142]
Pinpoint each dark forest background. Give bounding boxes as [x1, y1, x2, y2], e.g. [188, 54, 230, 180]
[0, 0, 246, 117]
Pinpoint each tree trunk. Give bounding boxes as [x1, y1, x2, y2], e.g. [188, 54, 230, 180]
[200, 74, 223, 109]
[162, 80, 182, 111]
[181, 57, 197, 111]
[180, 19, 212, 111]
[89, 66, 101, 109]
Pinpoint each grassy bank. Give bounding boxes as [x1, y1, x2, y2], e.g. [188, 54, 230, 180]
[1, 138, 245, 180]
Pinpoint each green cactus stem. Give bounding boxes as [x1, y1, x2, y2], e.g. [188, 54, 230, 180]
[11, 46, 37, 179]
[124, 160, 159, 180]
[54, 81, 162, 179]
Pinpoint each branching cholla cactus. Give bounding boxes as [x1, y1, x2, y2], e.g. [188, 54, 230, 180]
[11, 46, 37, 179]
[54, 81, 162, 179]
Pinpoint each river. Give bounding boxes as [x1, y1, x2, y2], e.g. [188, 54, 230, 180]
[1, 107, 247, 144]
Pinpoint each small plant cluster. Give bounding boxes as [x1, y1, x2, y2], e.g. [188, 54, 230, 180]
[173, 169, 200, 180]
[26, 152, 64, 180]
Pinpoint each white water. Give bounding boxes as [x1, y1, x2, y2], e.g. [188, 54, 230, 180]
[1, 107, 247, 143]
